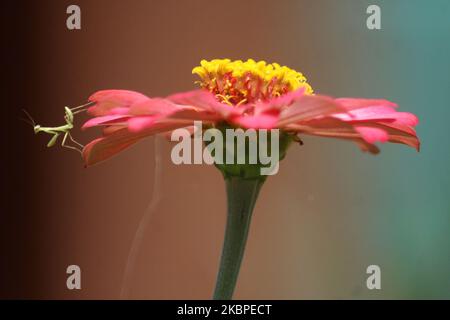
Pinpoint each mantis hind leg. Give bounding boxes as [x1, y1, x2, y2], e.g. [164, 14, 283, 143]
[67, 132, 84, 149]
[61, 132, 82, 154]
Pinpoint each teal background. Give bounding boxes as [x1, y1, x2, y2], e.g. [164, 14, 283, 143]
[274, 0, 450, 298]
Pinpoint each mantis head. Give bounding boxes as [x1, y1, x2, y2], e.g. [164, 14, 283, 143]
[33, 125, 41, 134]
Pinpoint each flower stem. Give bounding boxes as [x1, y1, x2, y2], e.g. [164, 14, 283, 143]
[213, 176, 265, 300]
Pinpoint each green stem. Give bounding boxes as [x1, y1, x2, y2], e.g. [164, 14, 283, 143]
[213, 176, 265, 300]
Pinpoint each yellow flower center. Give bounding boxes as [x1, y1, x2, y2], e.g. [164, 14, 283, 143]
[192, 58, 313, 105]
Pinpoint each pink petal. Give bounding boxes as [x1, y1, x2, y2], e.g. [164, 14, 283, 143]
[334, 106, 419, 127]
[284, 118, 379, 153]
[110, 107, 131, 115]
[167, 108, 221, 122]
[258, 87, 306, 111]
[355, 126, 389, 144]
[333, 106, 397, 121]
[88, 90, 150, 116]
[129, 98, 178, 116]
[131, 97, 221, 123]
[231, 113, 279, 129]
[89, 89, 148, 101]
[285, 117, 360, 139]
[278, 94, 345, 125]
[103, 125, 127, 136]
[83, 134, 142, 168]
[82, 114, 131, 129]
[336, 98, 398, 110]
[372, 122, 420, 151]
[354, 139, 381, 154]
[168, 89, 240, 118]
[167, 90, 217, 111]
[285, 116, 419, 152]
[127, 116, 157, 132]
[83, 121, 195, 166]
[390, 112, 419, 126]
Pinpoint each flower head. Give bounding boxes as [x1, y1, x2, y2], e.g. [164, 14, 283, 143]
[192, 58, 313, 105]
[81, 59, 420, 167]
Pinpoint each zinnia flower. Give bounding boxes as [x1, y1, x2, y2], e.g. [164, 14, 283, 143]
[82, 59, 419, 167]
[51, 59, 420, 299]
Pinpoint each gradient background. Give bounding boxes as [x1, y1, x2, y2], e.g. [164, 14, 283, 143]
[2, 0, 450, 299]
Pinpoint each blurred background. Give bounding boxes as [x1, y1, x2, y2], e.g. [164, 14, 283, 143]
[2, 0, 449, 299]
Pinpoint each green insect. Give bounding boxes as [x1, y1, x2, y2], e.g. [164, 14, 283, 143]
[22, 102, 92, 153]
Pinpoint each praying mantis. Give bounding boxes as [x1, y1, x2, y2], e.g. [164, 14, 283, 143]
[22, 102, 93, 154]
